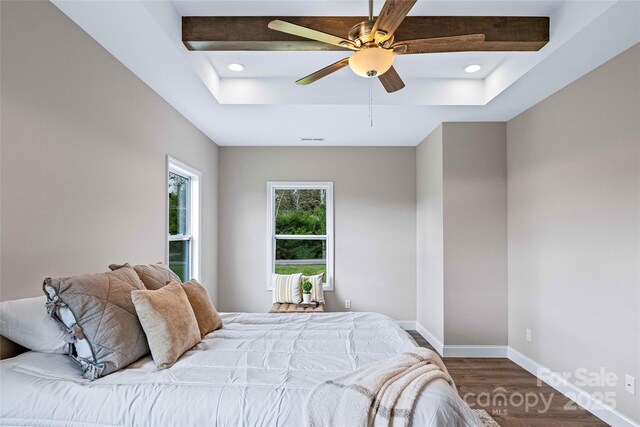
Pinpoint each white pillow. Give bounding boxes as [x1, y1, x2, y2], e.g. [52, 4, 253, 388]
[0, 296, 69, 353]
[302, 273, 325, 304]
[272, 273, 302, 304]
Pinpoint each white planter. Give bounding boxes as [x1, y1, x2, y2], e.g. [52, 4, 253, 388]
[302, 294, 311, 304]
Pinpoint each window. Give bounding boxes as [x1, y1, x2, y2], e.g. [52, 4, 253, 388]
[167, 157, 200, 282]
[267, 182, 334, 290]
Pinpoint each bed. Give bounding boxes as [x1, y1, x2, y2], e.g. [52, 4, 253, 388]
[0, 312, 480, 426]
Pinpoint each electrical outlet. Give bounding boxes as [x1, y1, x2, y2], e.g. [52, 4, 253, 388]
[625, 375, 636, 395]
[345, 299, 351, 309]
[526, 329, 532, 342]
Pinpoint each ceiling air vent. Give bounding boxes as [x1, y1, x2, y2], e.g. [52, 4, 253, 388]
[300, 137, 325, 143]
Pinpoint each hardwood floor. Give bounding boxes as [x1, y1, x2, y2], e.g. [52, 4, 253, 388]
[408, 331, 608, 427]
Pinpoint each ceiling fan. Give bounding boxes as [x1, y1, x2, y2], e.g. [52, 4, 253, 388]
[267, 0, 485, 93]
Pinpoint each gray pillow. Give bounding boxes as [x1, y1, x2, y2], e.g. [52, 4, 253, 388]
[109, 262, 181, 290]
[43, 267, 149, 380]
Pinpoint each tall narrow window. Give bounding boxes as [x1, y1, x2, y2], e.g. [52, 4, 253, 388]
[168, 157, 200, 282]
[267, 182, 334, 290]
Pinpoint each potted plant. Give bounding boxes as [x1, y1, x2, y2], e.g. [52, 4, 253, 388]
[301, 281, 313, 304]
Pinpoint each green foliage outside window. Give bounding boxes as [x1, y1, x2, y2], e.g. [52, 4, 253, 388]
[274, 264, 326, 278]
[169, 172, 189, 235]
[274, 188, 327, 281]
[274, 189, 326, 260]
[168, 172, 190, 281]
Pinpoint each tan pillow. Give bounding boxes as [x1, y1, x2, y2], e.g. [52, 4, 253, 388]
[131, 283, 200, 369]
[109, 262, 180, 290]
[180, 279, 223, 337]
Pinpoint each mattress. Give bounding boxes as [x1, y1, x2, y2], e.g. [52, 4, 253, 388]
[0, 312, 480, 426]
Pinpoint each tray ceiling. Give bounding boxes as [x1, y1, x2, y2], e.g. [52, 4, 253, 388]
[51, 0, 640, 146]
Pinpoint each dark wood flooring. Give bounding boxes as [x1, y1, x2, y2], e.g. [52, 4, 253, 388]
[408, 331, 608, 427]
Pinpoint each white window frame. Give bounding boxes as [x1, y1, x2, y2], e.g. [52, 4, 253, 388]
[266, 181, 334, 291]
[167, 156, 201, 281]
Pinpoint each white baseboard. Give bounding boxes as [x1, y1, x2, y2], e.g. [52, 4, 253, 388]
[508, 347, 640, 427]
[414, 322, 444, 356]
[411, 322, 505, 358]
[444, 345, 508, 358]
[396, 320, 416, 331]
[397, 322, 638, 426]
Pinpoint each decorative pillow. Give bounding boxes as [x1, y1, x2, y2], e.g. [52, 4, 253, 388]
[302, 273, 325, 304]
[0, 296, 70, 354]
[109, 262, 180, 290]
[43, 267, 149, 380]
[272, 273, 302, 304]
[131, 282, 201, 369]
[180, 279, 223, 337]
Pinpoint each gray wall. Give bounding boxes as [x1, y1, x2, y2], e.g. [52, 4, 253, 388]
[416, 126, 444, 343]
[443, 123, 508, 345]
[0, 1, 219, 301]
[218, 147, 416, 319]
[416, 123, 508, 347]
[507, 44, 640, 421]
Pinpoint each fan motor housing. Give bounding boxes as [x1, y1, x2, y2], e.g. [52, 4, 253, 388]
[348, 20, 393, 47]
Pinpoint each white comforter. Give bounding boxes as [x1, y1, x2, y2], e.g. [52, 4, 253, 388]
[0, 312, 479, 427]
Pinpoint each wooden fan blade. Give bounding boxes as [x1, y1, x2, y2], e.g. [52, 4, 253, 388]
[392, 34, 486, 54]
[372, 0, 417, 41]
[296, 58, 351, 85]
[378, 66, 405, 93]
[268, 20, 356, 50]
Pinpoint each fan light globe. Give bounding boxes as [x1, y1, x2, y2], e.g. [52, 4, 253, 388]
[348, 47, 394, 78]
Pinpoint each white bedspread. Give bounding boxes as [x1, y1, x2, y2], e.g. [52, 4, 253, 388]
[0, 312, 479, 427]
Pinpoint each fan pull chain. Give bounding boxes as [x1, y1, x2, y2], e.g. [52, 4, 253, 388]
[369, 78, 374, 127]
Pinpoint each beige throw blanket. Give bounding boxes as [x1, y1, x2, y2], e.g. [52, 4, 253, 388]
[305, 347, 455, 427]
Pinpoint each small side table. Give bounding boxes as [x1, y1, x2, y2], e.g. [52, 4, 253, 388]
[269, 303, 325, 313]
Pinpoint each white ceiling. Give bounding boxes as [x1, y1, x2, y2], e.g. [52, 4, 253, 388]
[208, 51, 508, 79]
[171, 1, 563, 17]
[51, 0, 640, 146]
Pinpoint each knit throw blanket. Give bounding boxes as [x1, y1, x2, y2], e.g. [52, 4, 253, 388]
[305, 347, 455, 427]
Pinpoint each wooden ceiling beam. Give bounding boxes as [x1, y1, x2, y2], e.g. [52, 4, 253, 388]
[182, 16, 549, 52]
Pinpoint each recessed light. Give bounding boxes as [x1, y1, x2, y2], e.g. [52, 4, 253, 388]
[228, 63, 245, 72]
[464, 64, 482, 73]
